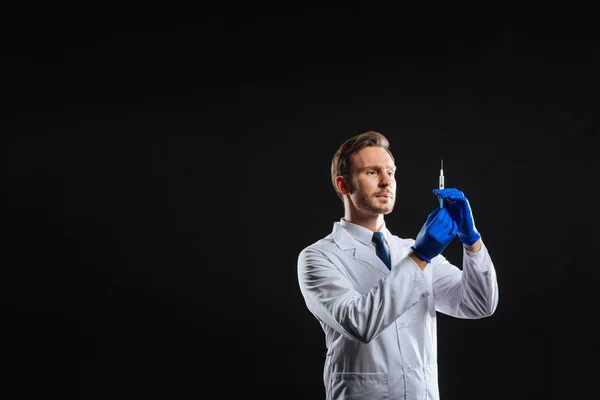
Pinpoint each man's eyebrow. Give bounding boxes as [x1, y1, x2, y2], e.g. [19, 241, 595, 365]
[360, 165, 396, 171]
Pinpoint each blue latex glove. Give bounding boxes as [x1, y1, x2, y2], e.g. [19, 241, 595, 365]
[434, 188, 481, 245]
[410, 207, 458, 262]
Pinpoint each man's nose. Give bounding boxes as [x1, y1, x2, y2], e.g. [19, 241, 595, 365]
[379, 174, 390, 186]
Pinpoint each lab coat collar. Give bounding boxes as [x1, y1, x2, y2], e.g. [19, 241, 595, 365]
[332, 219, 391, 274]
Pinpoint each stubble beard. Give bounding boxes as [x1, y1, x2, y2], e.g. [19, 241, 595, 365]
[355, 192, 395, 216]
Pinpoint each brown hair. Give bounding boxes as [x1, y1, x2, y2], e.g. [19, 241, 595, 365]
[330, 130, 394, 198]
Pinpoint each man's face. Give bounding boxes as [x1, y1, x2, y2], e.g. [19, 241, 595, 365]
[347, 146, 396, 215]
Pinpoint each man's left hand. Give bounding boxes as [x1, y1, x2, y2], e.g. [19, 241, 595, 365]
[434, 188, 481, 246]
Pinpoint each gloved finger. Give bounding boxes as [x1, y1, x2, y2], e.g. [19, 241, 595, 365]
[443, 196, 462, 208]
[425, 207, 441, 225]
[435, 217, 457, 244]
[442, 214, 457, 235]
[444, 197, 470, 214]
[433, 188, 460, 198]
[450, 220, 458, 237]
[437, 190, 466, 202]
[442, 193, 467, 203]
[429, 208, 451, 236]
[438, 221, 456, 243]
[434, 207, 450, 223]
[441, 199, 461, 218]
[439, 208, 453, 229]
[443, 197, 467, 212]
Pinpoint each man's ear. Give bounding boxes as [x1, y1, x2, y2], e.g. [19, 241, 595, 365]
[335, 176, 349, 195]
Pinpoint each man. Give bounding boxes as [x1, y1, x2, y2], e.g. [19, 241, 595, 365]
[297, 131, 499, 400]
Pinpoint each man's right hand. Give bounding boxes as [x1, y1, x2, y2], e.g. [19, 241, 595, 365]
[410, 207, 457, 264]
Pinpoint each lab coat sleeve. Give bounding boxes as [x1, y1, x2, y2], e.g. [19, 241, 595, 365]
[297, 246, 430, 344]
[431, 241, 499, 318]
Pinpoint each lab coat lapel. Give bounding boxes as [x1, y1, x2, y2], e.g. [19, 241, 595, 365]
[332, 223, 390, 275]
[354, 245, 391, 274]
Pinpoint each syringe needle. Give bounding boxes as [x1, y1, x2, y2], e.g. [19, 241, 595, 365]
[438, 159, 444, 208]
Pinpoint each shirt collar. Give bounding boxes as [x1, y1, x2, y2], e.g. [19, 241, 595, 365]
[338, 219, 388, 247]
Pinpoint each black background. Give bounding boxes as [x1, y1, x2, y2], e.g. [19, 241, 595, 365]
[3, 4, 599, 399]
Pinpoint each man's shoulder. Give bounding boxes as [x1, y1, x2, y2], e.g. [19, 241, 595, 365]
[299, 233, 335, 253]
[298, 224, 348, 263]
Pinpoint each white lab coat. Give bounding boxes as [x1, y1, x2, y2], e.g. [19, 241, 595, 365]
[297, 220, 499, 400]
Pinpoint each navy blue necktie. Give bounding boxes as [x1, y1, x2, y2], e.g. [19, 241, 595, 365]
[372, 232, 391, 270]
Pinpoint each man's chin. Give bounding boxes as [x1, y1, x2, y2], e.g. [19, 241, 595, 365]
[371, 205, 394, 215]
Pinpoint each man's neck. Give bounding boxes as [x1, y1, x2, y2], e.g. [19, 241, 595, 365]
[342, 214, 384, 233]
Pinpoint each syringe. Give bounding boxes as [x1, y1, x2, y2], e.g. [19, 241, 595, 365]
[438, 159, 444, 208]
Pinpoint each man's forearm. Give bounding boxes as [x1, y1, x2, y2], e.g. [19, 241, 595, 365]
[463, 238, 482, 253]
